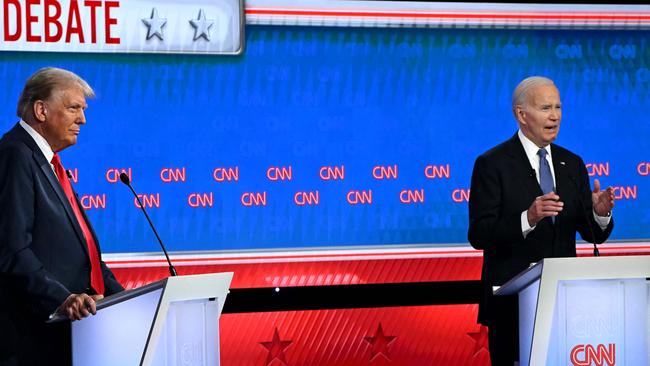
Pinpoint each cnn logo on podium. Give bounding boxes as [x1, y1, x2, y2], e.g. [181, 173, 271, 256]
[570, 343, 615, 366]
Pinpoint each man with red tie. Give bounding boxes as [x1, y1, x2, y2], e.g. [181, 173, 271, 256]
[0, 67, 123, 365]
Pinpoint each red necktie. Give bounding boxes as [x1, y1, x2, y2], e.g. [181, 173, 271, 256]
[51, 153, 105, 295]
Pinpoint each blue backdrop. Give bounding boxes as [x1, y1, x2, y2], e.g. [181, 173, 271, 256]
[0, 26, 648, 253]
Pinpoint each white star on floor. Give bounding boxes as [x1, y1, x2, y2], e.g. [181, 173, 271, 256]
[189, 9, 214, 41]
[141, 8, 167, 41]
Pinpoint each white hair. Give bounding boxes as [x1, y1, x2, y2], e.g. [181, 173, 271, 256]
[511, 76, 556, 117]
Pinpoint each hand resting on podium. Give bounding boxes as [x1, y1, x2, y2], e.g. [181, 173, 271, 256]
[56, 293, 104, 321]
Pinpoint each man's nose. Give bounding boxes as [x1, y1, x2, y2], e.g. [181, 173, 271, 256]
[78, 110, 86, 124]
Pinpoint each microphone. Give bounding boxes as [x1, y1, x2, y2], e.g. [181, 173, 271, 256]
[569, 175, 599, 257]
[66, 170, 81, 201]
[119, 173, 178, 276]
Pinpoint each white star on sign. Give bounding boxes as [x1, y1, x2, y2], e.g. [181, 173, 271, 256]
[189, 9, 214, 42]
[141, 8, 167, 41]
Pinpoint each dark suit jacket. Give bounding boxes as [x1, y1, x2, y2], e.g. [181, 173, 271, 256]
[0, 123, 123, 365]
[468, 133, 613, 325]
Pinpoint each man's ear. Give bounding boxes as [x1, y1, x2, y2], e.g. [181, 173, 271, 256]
[515, 105, 526, 124]
[33, 100, 47, 122]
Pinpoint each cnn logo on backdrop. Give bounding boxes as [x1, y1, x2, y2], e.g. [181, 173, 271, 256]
[570, 343, 615, 366]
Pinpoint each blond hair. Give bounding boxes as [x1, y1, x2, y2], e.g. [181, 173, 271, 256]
[17, 67, 94, 120]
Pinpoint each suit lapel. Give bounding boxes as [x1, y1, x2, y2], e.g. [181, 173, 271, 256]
[551, 145, 570, 198]
[10, 124, 88, 252]
[36, 156, 87, 247]
[551, 145, 572, 227]
[504, 134, 543, 200]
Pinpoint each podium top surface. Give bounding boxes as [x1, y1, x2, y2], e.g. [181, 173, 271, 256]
[97, 278, 166, 311]
[494, 255, 650, 296]
[48, 272, 234, 323]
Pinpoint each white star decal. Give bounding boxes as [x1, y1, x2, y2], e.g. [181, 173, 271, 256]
[189, 9, 214, 42]
[141, 8, 167, 41]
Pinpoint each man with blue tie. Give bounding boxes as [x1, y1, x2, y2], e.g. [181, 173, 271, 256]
[468, 76, 615, 365]
[0, 67, 123, 365]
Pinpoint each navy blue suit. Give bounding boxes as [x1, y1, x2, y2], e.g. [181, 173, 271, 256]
[0, 123, 123, 365]
[468, 133, 614, 364]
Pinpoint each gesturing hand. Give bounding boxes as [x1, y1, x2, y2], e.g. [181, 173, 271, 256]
[592, 179, 615, 217]
[527, 192, 563, 226]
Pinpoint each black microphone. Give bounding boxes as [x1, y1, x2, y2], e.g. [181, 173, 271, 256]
[66, 170, 82, 203]
[119, 173, 178, 276]
[569, 175, 599, 257]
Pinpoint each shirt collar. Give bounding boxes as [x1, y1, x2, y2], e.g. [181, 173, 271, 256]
[19, 120, 55, 164]
[518, 129, 551, 163]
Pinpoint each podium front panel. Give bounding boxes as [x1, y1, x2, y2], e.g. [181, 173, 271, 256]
[151, 298, 222, 366]
[519, 278, 649, 366]
[72, 288, 163, 366]
[553, 279, 647, 366]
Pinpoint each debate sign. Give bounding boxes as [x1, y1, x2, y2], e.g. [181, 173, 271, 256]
[0, 0, 244, 54]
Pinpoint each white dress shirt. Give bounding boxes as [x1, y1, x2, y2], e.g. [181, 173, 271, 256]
[517, 130, 610, 237]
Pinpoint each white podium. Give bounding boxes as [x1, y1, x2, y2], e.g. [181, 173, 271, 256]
[70, 272, 233, 366]
[495, 256, 650, 366]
